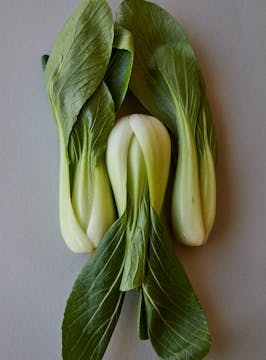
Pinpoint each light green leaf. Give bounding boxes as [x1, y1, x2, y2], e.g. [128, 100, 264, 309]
[142, 209, 211, 360]
[62, 215, 126, 360]
[152, 44, 201, 134]
[105, 25, 134, 111]
[196, 75, 218, 166]
[116, 0, 189, 136]
[196, 77, 217, 240]
[116, 0, 201, 138]
[70, 82, 116, 168]
[45, 0, 114, 144]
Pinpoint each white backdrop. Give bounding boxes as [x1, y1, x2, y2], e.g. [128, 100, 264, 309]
[0, 0, 265, 359]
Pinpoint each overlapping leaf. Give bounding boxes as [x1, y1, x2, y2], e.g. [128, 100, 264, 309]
[62, 216, 126, 360]
[142, 209, 211, 359]
[45, 0, 114, 144]
[105, 25, 134, 111]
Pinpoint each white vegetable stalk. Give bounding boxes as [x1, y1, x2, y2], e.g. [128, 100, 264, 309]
[59, 128, 115, 253]
[106, 114, 171, 217]
[86, 162, 116, 249]
[171, 108, 216, 246]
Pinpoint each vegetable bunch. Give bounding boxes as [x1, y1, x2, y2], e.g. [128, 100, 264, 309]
[42, 0, 218, 359]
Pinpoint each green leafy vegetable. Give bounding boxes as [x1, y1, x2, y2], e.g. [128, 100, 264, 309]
[42, 1, 217, 360]
[116, 0, 218, 246]
[106, 114, 171, 291]
[62, 215, 126, 360]
[43, 0, 116, 252]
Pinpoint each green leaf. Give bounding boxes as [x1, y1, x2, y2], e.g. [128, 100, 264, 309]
[196, 75, 218, 166]
[69, 82, 115, 169]
[152, 44, 201, 135]
[62, 215, 126, 360]
[105, 25, 134, 111]
[195, 76, 217, 240]
[120, 193, 150, 291]
[45, 0, 114, 144]
[142, 209, 211, 360]
[116, 0, 189, 136]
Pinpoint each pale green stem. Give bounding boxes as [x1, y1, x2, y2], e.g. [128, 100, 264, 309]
[200, 141, 216, 241]
[71, 120, 91, 231]
[172, 108, 205, 246]
[58, 129, 94, 253]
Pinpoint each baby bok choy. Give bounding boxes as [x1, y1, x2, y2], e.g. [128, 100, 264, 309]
[116, 0, 218, 246]
[106, 114, 171, 291]
[43, 0, 116, 252]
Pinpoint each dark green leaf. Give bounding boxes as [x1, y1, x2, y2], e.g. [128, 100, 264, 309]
[105, 25, 134, 111]
[120, 193, 150, 291]
[62, 215, 126, 360]
[142, 209, 211, 360]
[45, 0, 114, 144]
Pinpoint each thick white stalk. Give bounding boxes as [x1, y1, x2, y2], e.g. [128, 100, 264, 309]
[59, 131, 94, 253]
[129, 114, 171, 215]
[71, 123, 91, 231]
[127, 136, 147, 220]
[172, 109, 205, 246]
[106, 118, 133, 216]
[86, 161, 116, 248]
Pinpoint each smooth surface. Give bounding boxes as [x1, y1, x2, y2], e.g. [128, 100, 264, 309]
[0, 0, 265, 359]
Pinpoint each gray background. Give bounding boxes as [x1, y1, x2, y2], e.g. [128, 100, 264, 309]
[0, 0, 265, 359]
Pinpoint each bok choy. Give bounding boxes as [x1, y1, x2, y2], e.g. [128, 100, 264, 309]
[107, 114, 171, 290]
[116, 0, 218, 246]
[43, 0, 133, 252]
